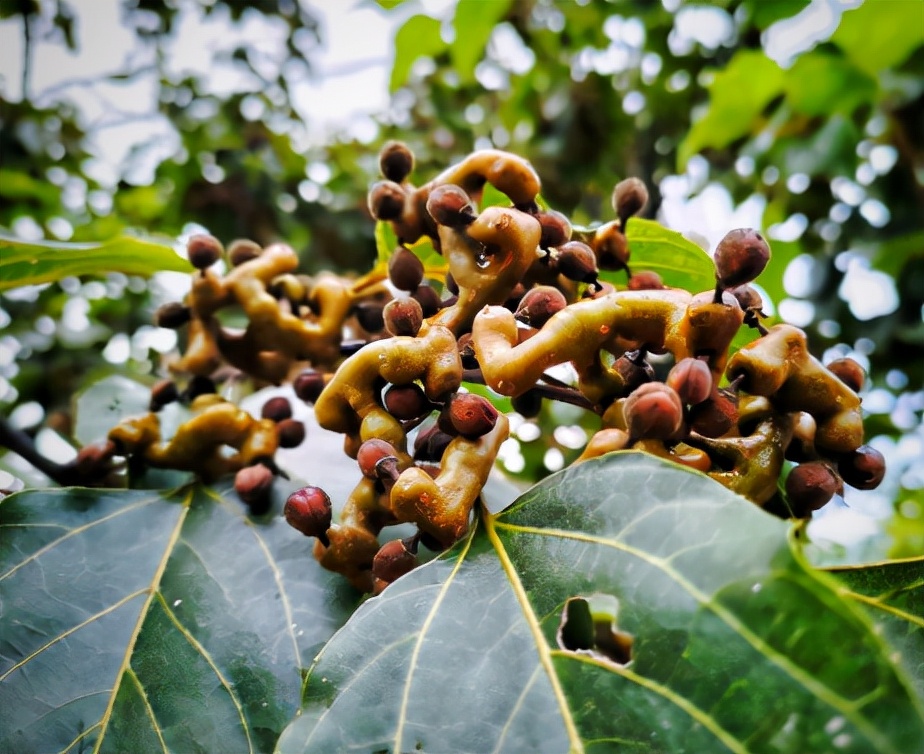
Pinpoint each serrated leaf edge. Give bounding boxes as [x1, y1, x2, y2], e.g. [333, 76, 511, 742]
[496, 521, 904, 754]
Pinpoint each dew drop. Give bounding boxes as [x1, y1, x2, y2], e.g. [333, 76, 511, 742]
[599, 325, 610, 335]
[751, 583, 762, 594]
[173, 599, 183, 607]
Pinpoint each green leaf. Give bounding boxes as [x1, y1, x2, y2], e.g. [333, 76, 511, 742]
[0, 483, 359, 753]
[74, 375, 157, 446]
[825, 557, 924, 701]
[0, 232, 192, 291]
[679, 50, 785, 168]
[389, 15, 446, 93]
[832, 1, 924, 77]
[0, 169, 60, 207]
[278, 454, 924, 753]
[375, 218, 399, 265]
[620, 216, 716, 293]
[748, 0, 811, 29]
[785, 52, 876, 117]
[451, 0, 512, 85]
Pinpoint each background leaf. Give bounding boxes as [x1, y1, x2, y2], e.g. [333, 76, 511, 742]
[278, 453, 924, 754]
[389, 15, 446, 93]
[451, 0, 512, 85]
[0, 232, 192, 291]
[0, 483, 359, 753]
[619, 216, 716, 293]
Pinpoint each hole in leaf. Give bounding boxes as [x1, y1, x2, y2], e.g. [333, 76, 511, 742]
[556, 594, 633, 667]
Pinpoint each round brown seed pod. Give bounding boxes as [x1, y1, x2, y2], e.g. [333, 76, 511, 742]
[714, 228, 771, 289]
[448, 393, 499, 439]
[514, 286, 568, 328]
[785, 461, 840, 516]
[150, 379, 180, 411]
[187, 233, 223, 270]
[537, 209, 572, 249]
[354, 302, 385, 333]
[368, 180, 406, 220]
[379, 141, 414, 183]
[284, 485, 332, 540]
[357, 438, 400, 479]
[276, 419, 306, 448]
[262, 396, 293, 423]
[411, 284, 442, 318]
[838, 445, 886, 490]
[413, 424, 454, 462]
[388, 247, 425, 292]
[384, 383, 432, 421]
[666, 358, 713, 406]
[155, 301, 191, 329]
[688, 387, 739, 438]
[826, 358, 865, 393]
[556, 241, 599, 285]
[227, 238, 262, 266]
[184, 375, 217, 401]
[627, 271, 664, 291]
[614, 351, 655, 395]
[234, 464, 275, 514]
[372, 536, 419, 583]
[511, 389, 543, 419]
[612, 177, 649, 227]
[383, 297, 424, 337]
[623, 383, 684, 440]
[426, 184, 477, 228]
[293, 369, 326, 404]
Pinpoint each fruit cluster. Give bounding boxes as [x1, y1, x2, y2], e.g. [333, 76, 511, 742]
[104, 143, 884, 593]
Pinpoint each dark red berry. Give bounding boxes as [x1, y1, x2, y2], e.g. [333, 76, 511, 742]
[826, 358, 865, 393]
[412, 284, 443, 318]
[627, 271, 664, 291]
[515, 286, 567, 328]
[612, 177, 649, 227]
[838, 445, 886, 490]
[614, 350, 655, 395]
[384, 383, 431, 421]
[184, 375, 217, 401]
[537, 209, 572, 248]
[688, 386, 739, 438]
[556, 241, 598, 284]
[293, 369, 326, 404]
[372, 536, 419, 583]
[235, 464, 274, 514]
[666, 358, 713, 406]
[785, 462, 840, 517]
[413, 424, 454, 461]
[262, 396, 293, 422]
[355, 302, 385, 333]
[357, 439, 400, 479]
[150, 379, 180, 411]
[284, 486, 332, 542]
[448, 393, 499, 439]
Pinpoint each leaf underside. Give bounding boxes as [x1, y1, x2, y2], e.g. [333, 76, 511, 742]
[278, 453, 924, 754]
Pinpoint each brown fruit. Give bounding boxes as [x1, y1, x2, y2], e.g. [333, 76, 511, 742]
[276, 419, 306, 448]
[514, 286, 567, 328]
[379, 141, 414, 183]
[614, 350, 655, 395]
[688, 386, 739, 438]
[284, 486, 332, 542]
[155, 302, 191, 329]
[627, 271, 664, 291]
[826, 358, 865, 393]
[612, 177, 649, 227]
[388, 247, 425, 292]
[357, 439, 400, 479]
[838, 445, 886, 490]
[187, 234, 223, 270]
[372, 536, 419, 583]
[411, 284, 442, 318]
[227, 238, 262, 266]
[368, 180, 406, 220]
[714, 228, 771, 289]
[261, 396, 293, 422]
[184, 375, 216, 401]
[426, 185, 477, 228]
[556, 241, 599, 284]
[785, 461, 840, 517]
[235, 464, 274, 514]
[384, 383, 431, 421]
[666, 358, 713, 406]
[354, 302, 385, 333]
[448, 393, 499, 439]
[413, 424, 453, 461]
[293, 369, 326, 404]
[623, 383, 684, 440]
[150, 379, 180, 411]
[383, 297, 424, 337]
[537, 209, 572, 248]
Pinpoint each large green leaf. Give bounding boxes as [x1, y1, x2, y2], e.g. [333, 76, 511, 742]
[277, 453, 924, 754]
[0, 483, 359, 753]
[0, 232, 192, 291]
